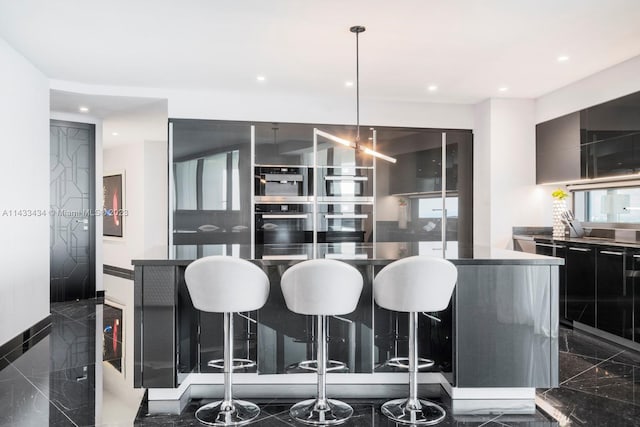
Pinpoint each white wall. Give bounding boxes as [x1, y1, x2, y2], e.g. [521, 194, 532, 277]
[0, 37, 50, 345]
[103, 140, 168, 267]
[474, 99, 548, 249]
[473, 100, 492, 247]
[536, 55, 640, 123]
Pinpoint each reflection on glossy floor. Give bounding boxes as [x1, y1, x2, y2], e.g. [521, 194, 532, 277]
[0, 300, 638, 426]
[0, 300, 144, 427]
[537, 327, 640, 426]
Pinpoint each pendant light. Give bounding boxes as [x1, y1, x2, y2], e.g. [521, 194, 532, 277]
[315, 25, 397, 164]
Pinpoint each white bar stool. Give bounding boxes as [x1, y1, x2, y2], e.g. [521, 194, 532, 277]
[281, 259, 363, 425]
[373, 256, 457, 426]
[185, 256, 270, 426]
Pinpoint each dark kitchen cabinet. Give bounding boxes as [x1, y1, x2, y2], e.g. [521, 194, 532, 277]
[254, 122, 314, 166]
[566, 244, 596, 326]
[536, 90, 640, 183]
[595, 247, 632, 340]
[171, 119, 252, 256]
[631, 251, 640, 344]
[581, 91, 640, 179]
[386, 130, 471, 195]
[536, 112, 582, 184]
[535, 240, 568, 322]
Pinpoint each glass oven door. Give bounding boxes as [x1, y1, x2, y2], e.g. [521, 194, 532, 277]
[317, 204, 372, 243]
[255, 204, 313, 244]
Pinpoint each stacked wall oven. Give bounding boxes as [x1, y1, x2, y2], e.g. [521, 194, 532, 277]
[316, 166, 373, 243]
[254, 166, 314, 244]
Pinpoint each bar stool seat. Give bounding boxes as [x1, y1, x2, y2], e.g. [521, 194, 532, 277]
[185, 256, 270, 426]
[374, 256, 457, 426]
[281, 259, 363, 426]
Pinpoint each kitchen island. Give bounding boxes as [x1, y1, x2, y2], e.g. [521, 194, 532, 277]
[133, 242, 561, 415]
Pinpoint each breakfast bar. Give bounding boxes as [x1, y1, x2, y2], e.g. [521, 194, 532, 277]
[133, 242, 561, 415]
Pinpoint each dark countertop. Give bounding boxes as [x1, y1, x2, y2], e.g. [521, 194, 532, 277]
[529, 235, 640, 250]
[133, 241, 563, 266]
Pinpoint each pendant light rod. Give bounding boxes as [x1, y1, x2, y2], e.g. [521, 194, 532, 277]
[314, 26, 396, 164]
[350, 25, 365, 145]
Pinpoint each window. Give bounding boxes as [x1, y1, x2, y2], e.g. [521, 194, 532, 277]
[573, 186, 640, 223]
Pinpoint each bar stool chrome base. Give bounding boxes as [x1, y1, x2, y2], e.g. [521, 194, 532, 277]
[380, 398, 446, 426]
[195, 399, 260, 426]
[290, 398, 354, 426]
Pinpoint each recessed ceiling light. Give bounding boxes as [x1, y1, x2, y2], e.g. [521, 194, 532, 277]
[427, 85, 438, 92]
[498, 86, 509, 92]
[557, 55, 570, 62]
[256, 75, 266, 82]
[79, 106, 89, 113]
[345, 81, 354, 87]
[112, 132, 119, 136]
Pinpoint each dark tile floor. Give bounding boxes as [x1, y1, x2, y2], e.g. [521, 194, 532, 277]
[0, 300, 638, 426]
[136, 398, 553, 427]
[536, 328, 640, 426]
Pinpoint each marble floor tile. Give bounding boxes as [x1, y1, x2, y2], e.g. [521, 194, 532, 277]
[541, 386, 640, 426]
[134, 398, 555, 427]
[3, 300, 640, 426]
[558, 327, 628, 362]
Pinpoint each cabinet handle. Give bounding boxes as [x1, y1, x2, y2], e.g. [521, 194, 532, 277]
[633, 255, 640, 258]
[325, 214, 368, 219]
[261, 214, 308, 219]
[569, 247, 591, 252]
[600, 250, 624, 256]
[324, 176, 368, 181]
[535, 243, 565, 249]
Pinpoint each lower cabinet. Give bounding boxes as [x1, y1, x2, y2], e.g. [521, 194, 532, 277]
[631, 252, 640, 344]
[595, 248, 631, 340]
[566, 244, 596, 326]
[527, 239, 639, 343]
[535, 241, 567, 322]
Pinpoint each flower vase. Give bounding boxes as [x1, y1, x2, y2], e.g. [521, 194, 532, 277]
[552, 199, 566, 239]
[398, 205, 407, 229]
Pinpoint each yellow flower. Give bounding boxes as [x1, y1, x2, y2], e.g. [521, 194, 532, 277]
[551, 188, 568, 200]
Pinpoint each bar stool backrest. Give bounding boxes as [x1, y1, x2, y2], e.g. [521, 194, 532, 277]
[185, 255, 270, 313]
[374, 256, 457, 313]
[281, 259, 363, 315]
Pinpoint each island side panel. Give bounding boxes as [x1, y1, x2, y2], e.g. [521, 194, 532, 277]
[141, 265, 178, 388]
[455, 264, 557, 388]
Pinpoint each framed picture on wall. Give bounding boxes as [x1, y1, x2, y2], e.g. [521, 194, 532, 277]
[103, 172, 124, 237]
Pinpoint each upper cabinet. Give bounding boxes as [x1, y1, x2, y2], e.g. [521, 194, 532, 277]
[582, 92, 640, 179]
[536, 91, 640, 184]
[384, 129, 471, 195]
[536, 112, 582, 183]
[254, 122, 314, 166]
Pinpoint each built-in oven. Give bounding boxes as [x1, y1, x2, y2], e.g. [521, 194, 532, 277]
[255, 203, 313, 244]
[317, 167, 373, 201]
[317, 203, 372, 243]
[255, 166, 312, 199]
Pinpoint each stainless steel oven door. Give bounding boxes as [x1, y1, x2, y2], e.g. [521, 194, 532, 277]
[255, 207, 313, 244]
[317, 204, 372, 243]
[324, 176, 366, 197]
[255, 166, 311, 198]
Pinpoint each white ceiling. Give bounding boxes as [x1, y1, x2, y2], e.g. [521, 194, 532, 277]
[2, 0, 640, 105]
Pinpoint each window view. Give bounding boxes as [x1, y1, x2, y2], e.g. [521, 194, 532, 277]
[573, 186, 640, 223]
